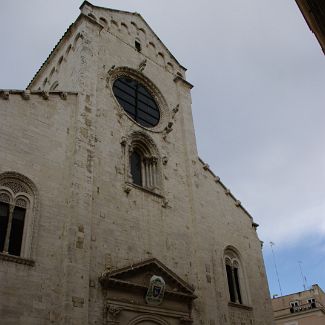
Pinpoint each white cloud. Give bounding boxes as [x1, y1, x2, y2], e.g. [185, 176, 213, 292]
[258, 201, 325, 246]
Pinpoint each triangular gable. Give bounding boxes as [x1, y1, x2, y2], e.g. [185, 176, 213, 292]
[80, 1, 186, 71]
[28, 1, 187, 90]
[99, 258, 196, 299]
[27, 17, 84, 89]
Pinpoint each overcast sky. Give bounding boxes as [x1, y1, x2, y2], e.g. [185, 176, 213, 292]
[1, 0, 324, 297]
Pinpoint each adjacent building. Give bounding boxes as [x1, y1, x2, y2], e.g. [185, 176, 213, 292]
[295, 0, 325, 54]
[0, 1, 275, 324]
[272, 284, 325, 325]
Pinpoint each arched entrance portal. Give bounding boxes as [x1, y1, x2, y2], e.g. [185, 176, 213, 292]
[128, 315, 170, 325]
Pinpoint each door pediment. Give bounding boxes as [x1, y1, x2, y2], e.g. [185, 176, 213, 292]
[100, 258, 195, 324]
[99, 257, 196, 301]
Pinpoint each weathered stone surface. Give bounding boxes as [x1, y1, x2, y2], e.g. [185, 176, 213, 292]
[0, 2, 274, 325]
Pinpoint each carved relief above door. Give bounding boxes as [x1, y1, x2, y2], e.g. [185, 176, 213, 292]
[99, 258, 196, 325]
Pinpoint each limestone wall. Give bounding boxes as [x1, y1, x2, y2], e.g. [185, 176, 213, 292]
[0, 4, 274, 325]
[0, 91, 77, 324]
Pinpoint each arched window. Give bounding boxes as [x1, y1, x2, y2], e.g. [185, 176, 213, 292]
[127, 132, 161, 192]
[0, 172, 37, 259]
[130, 150, 142, 186]
[224, 247, 246, 305]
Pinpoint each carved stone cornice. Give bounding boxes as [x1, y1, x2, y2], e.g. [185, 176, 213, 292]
[180, 316, 193, 324]
[106, 303, 123, 319]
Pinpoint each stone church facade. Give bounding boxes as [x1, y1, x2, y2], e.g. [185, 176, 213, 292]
[0, 2, 274, 324]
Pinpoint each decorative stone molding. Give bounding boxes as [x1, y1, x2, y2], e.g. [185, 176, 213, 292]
[161, 199, 169, 208]
[225, 189, 231, 195]
[202, 163, 209, 171]
[72, 296, 84, 308]
[107, 65, 116, 77]
[41, 91, 49, 100]
[180, 316, 194, 324]
[252, 222, 259, 232]
[123, 185, 132, 194]
[0, 172, 37, 198]
[172, 104, 179, 119]
[163, 122, 173, 140]
[2, 91, 9, 100]
[60, 92, 67, 100]
[173, 75, 194, 89]
[235, 200, 241, 207]
[214, 176, 220, 182]
[120, 136, 127, 146]
[21, 90, 30, 100]
[106, 304, 122, 319]
[162, 156, 168, 165]
[138, 59, 147, 72]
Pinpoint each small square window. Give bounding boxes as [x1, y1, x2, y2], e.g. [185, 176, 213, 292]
[290, 301, 299, 308]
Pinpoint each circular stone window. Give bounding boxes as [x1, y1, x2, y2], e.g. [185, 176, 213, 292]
[113, 77, 160, 128]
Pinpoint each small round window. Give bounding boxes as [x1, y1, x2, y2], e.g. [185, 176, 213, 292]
[113, 77, 160, 128]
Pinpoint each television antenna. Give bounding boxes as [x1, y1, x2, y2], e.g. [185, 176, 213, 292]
[270, 241, 283, 296]
[298, 261, 308, 291]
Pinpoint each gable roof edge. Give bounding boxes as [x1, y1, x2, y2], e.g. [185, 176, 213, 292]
[198, 157, 256, 224]
[80, 1, 187, 71]
[27, 14, 89, 89]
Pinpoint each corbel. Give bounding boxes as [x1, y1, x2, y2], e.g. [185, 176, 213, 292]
[60, 92, 67, 100]
[163, 122, 173, 140]
[138, 59, 147, 72]
[105, 303, 122, 321]
[2, 91, 9, 100]
[21, 90, 30, 100]
[172, 104, 179, 119]
[120, 136, 127, 146]
[107, 65, 116, 76]
[162, 199, 169, 208]
[202, 163, 209, 171]
[123, 185, 131, 194]
[106, 65, 116, 87]
[41, 91, 49, 100]
[162, 156, 168, 165]
[180, 317, 193, 324]
[214, 176, 220, 183]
